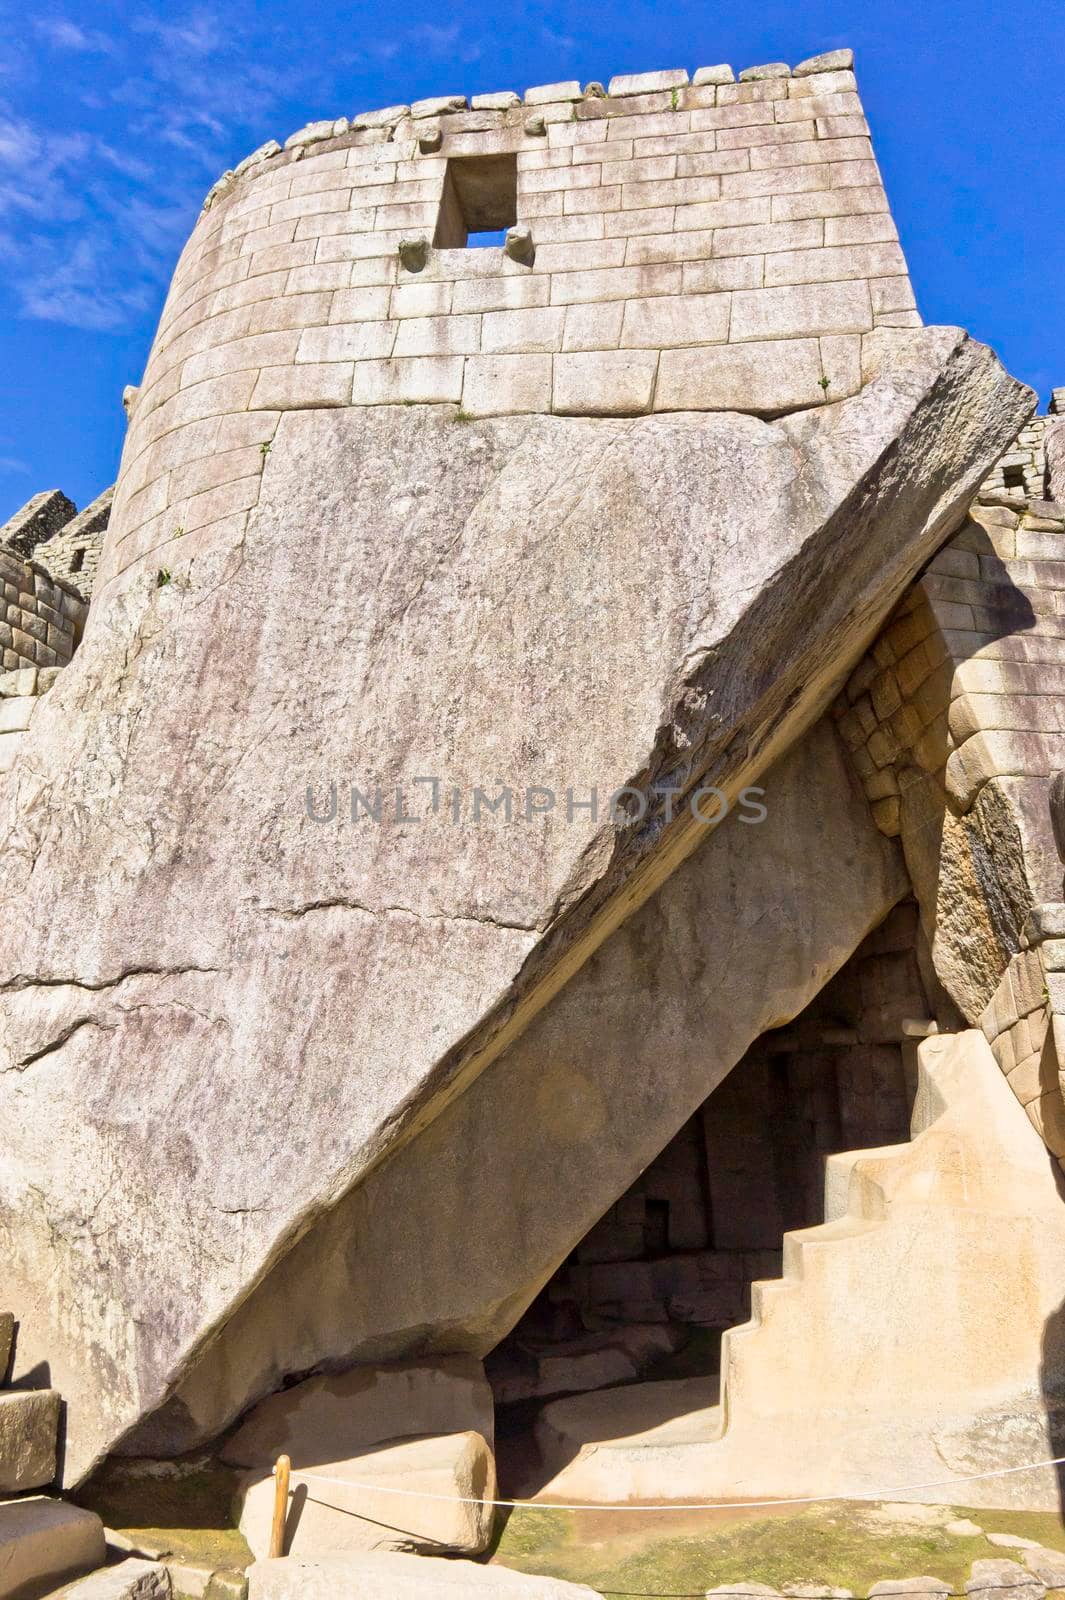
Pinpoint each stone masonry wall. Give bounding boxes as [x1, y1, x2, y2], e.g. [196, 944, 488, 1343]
[833, 417, 1065, 1160]
[0, 546, 87, 678]
[99, 49, 918, 596]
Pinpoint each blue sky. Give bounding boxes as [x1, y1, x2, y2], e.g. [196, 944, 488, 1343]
[0, 0, 1061, 521]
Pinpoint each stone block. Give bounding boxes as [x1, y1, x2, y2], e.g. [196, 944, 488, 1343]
[608, 69, 689, 95]
[0, 667, 37, 698]
[825, 211, 896, 245]
[535, 214, 604, 243]
[773, 185, 887, 221]
[524, 81, 583, 106]
[562, 302, 625, 350]
[946, 731, 1065, 812]
[765, 241, 907, 286]
[739, 62, 791, 80]
[239, 1431, 496, 1559]
[553, 350, 657, 414]
[391, 281, 453, 319]
[965, 1560, 1045, 1600]
[0, 696, 34, 735]
[676, 149, 754, 176]
[679, 257, 764, 292]
[0, 1497, 105, 1599]
[55, 1560, 173, 1598]
[246, 1552, 600, 1598]
[731, 281, 872, 341]
[603, 208, 673, 239]
[718, 120, 816, 151]
[690, 102, 777, 133]
[350, 356, 464, 405]
[752, 136, 872, 171]
[480, 307, 566, 355]
[693, 65, 737, 86]
[452, 275, 550, 315]
[461, 354, 552, 415]
[673, 195, 774, 231]
[249, 363, 352, 410]
[794, 49, 854, 75]
[471, 92, 521, 111]
[1023, 1549, 1065, 1588]
[394, 314, 481, 358]
[723, 165, 834, 199]
[548, 262, 682, 306]
[296, 322, 396, 362]
[620, 292, 730, 348]
[656, 338, 824, 413]
[714, 219, 822, 256]
[819, 334, 862, 398]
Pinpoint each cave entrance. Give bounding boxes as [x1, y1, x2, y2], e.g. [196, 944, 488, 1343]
[488, 899, 926, 1428]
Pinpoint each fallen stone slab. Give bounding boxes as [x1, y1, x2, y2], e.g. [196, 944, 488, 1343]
[238, 1429, 496, 1558]
[0, 328, 1031, 1480]
[49, 1559, 171, 1598]
[966, 1560, 1045, 1600]
[0, 1387, 60, 1490]
[986, 1535, 1042, 1551]
[220, 1357, 493, 1468]
[0, 1496, 105, 1599]
[246, 1552, 600, 1598]
[1023, 1549, 1065, 1589]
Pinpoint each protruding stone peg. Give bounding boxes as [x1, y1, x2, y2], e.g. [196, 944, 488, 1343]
[504, 225, 534, 264]
[523, 114, 546, 136]
[418, 125, 443, 153]
[398, 235, 429, 272]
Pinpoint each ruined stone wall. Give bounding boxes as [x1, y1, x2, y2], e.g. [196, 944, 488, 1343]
[31, 487, 114, 600]
[100, 50, 917, 595]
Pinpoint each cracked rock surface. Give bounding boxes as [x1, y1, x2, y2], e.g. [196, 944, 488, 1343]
[0, 327, 1031, 1481]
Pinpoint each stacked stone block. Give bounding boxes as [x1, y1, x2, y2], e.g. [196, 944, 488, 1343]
[101, 51, 919, 594]
[0, 547, 87, 677]
[834, 411, 1065, 1158]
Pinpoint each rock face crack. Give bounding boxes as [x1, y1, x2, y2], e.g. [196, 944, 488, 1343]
[0, 965, 223, 995]
[257, 899, 539, 934]
[10, 1017, 118, 1073]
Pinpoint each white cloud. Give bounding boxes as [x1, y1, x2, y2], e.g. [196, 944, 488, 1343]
[34, 18, 115, 53]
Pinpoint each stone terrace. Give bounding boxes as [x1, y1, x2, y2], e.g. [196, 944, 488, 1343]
[102, 49, 918, 593]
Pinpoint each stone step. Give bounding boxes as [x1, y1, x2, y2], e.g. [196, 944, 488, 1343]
[0, 1388, 61, 1491]
[0, 1496, 105, 1599]
[44, 1558, 171, 1598]
[247, 1551, 600, 1597]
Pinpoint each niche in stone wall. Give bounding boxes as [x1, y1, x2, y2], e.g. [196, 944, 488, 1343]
[487, 899, 927, 1414]
[434, 153, 518, 248]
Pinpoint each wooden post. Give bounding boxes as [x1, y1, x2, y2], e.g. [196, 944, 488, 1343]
[269, 1454, 291, 1559]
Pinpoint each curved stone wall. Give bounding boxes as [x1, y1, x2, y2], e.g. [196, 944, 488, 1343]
[100, 57, 915, 596]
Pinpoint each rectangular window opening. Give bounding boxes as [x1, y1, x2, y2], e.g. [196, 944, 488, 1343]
[434, 154, 517, 250]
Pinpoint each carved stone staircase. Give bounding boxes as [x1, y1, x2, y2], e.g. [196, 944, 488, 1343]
[536, 1030, 1065, 1511]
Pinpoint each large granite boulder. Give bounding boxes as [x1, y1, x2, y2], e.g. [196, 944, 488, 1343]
[0, 327, 1031, 1481]
[139, 716, 909, 1455]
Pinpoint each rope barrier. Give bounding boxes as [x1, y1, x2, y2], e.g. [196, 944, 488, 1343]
[280, 1451, 1065, 1514]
